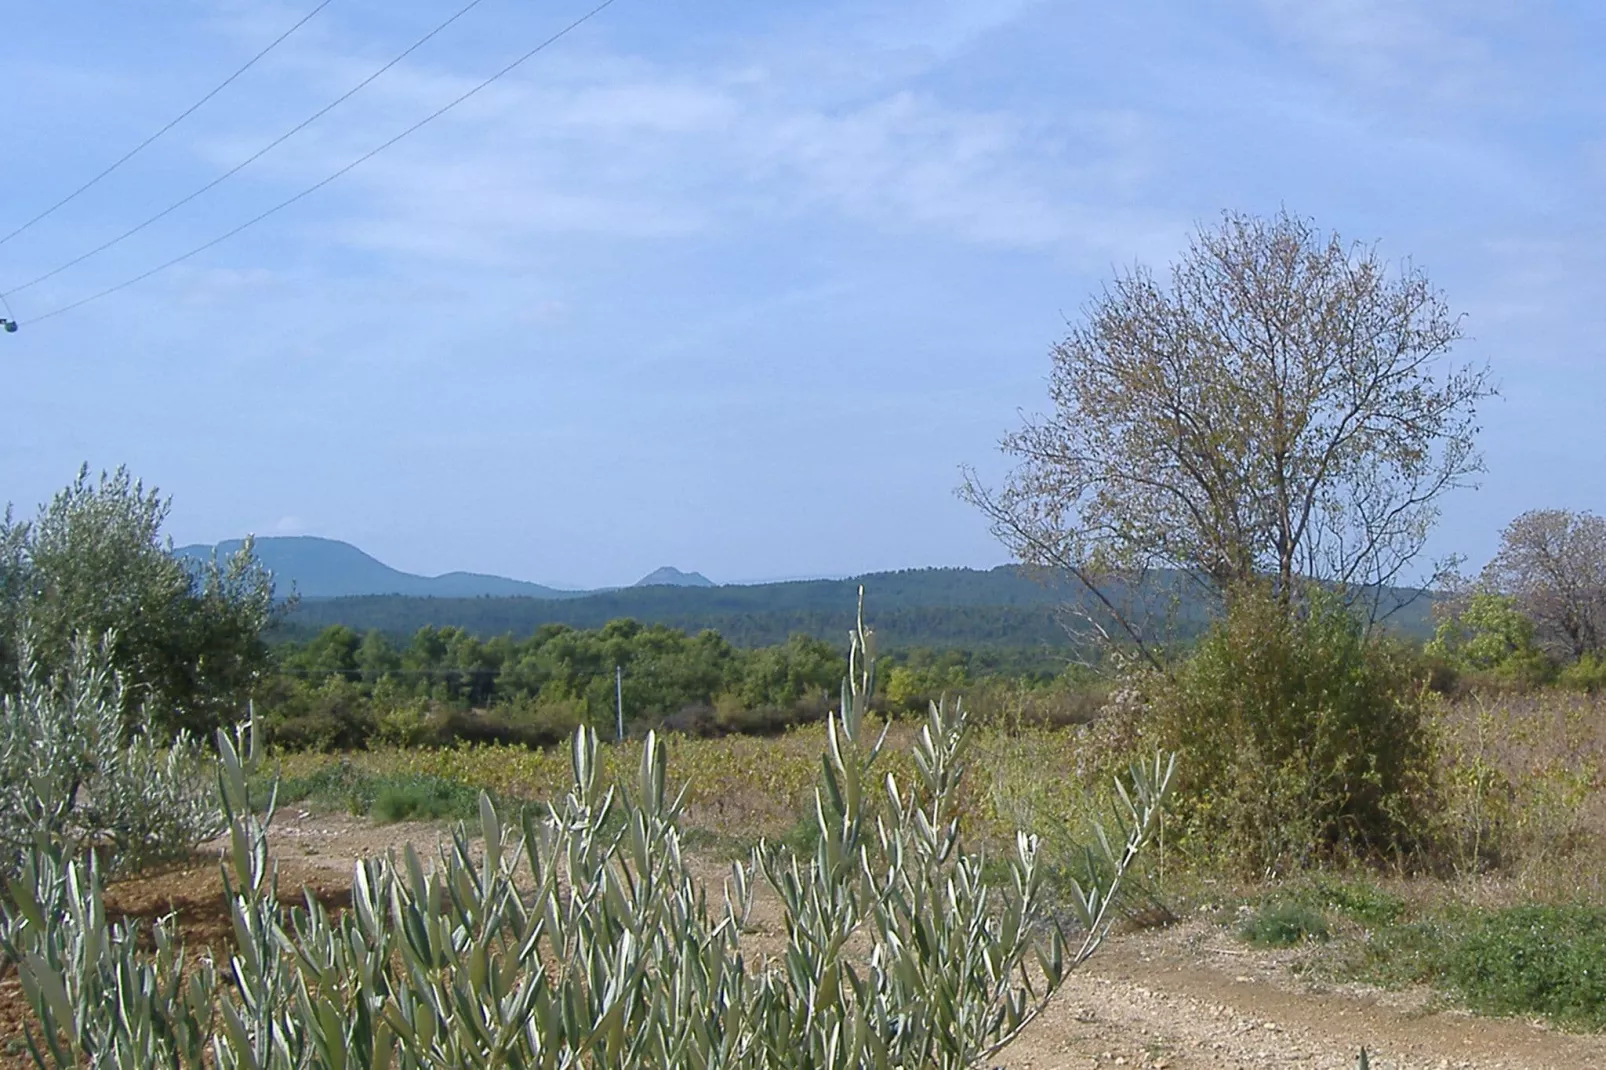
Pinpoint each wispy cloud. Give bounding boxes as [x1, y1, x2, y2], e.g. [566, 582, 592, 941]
[165, 3, 1165, 275]
[1253, 0, 1501, 103]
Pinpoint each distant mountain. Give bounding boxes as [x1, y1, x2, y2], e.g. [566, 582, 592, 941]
[282, 566, 1067, 647]
[634, 566, 715, 588]
[173, 536, 586, 601]
[185, 536, 1439, 651]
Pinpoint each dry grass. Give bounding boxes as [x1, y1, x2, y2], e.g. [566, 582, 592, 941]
[271, 688, 1606, 898]
[271, 717, 1137, 858]
[1430, 689, 1606, 901]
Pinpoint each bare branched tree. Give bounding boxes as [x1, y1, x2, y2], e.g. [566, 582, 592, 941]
[962, 210, 1494, 667]
[1482, 508, 1606, 662]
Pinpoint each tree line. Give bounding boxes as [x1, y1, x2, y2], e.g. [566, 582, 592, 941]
[261, 619, 1087, 751]
[280, 597, 1085, 651]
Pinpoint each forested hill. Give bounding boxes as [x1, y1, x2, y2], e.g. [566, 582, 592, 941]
[280, 566, 1437, 649]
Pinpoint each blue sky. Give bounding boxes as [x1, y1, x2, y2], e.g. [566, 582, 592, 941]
[2, 0, 1602, 588]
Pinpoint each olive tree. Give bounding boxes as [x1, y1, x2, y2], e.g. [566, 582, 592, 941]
[962, 210, 1493, 664]
[1482, 508, 1606, 662]
[0, 465, 277, 737]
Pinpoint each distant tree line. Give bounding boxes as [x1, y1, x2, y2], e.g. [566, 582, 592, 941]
[278, 598, 1087, 651]
[259, 620, 1087, 751]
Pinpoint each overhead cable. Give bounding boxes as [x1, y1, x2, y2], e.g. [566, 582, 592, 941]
[21, 0, 619, 327]
[0, 0, 336, 250]
[1, 0, 492, 303]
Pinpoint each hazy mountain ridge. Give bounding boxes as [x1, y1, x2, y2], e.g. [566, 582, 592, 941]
[173, 536, 589, 600]
[180, 536, 1435, 650]
[277, 566, 1438, 650]
[176, 536, 721, 600]
[634, 566, 715, 588]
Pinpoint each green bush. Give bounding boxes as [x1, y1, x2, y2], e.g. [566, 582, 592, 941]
[369, 775, 484, 824]
[1556, 653, 1606, 694]
[658, 693, 832, 737]
[276, 764, 489, 824]
[258, 675, 377, 751]
[1342, 917, 1457, 989]
[1426, 592, 1554, 689]
[430, 695, 584, 749]
[1307, 877, 1406, 927]
[0, 637, 220, 879]
[273, 761, 373, 815]
[1151, 584, 1436, 874]
[1446, 904, 1606, 1028]
[1, 467, 277, 740]
[1240, 900, 1330, 947]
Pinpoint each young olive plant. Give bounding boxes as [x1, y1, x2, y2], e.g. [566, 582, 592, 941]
[0, 632, 221, 880]
[2, 594, 1173, 1069]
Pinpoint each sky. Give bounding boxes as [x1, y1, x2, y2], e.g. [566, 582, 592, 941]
[1, 0, 1602, 589]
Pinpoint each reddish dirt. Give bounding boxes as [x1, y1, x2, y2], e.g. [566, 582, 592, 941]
[3, 812, 1602, 1069]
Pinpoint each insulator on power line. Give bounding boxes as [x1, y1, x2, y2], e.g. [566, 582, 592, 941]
[1, 320, 17, 333]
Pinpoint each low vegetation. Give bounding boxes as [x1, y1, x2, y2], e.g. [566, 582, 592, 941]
[1447, 904, 1606, 1028]
[0, 603, 1172, 1068]
[1240, 900, 1330, 948]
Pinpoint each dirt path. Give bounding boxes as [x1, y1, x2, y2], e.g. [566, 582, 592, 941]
[995, 922, 1605, 1070]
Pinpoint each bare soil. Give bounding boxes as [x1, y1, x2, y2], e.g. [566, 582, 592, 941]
[993, 920, 1605, 1069]
[4, 810, 1600, 1069]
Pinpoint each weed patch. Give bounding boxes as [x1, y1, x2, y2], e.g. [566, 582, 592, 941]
[370, 776, 484, 823]
[1329, 917, 1459, 990]
[1241, 900, 1330, 947]
[1445, 904, 1606, 1028]
[1305, 878, 1407, 927]
[276, 764, 488, 824]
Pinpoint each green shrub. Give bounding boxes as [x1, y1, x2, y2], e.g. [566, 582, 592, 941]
[1307, 878, 1406, 927]
[371, 690, 435, 746]
[273, 760, 373, 814]
[1556, 653, 1606, 694]
[1446, 904, 1606, 1028]
[432, 697, 582, 749]
[659, 693, 832, 737]
[257, 675, 377, 751]
[369, 774, 483, 824]
[1241, 900, 1330, 947]
[1426, 592, 1554, 688]
[1151, 584, 1436, 873]
[0, 636, 219, 878]
[276, 763, 489, 824]
[1343, 917, 1458, 989]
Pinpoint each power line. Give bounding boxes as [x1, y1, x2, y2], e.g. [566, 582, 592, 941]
[1, 0, 493, 304]
[0, 0, 335, 251]
[20, 0, 619, 327]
